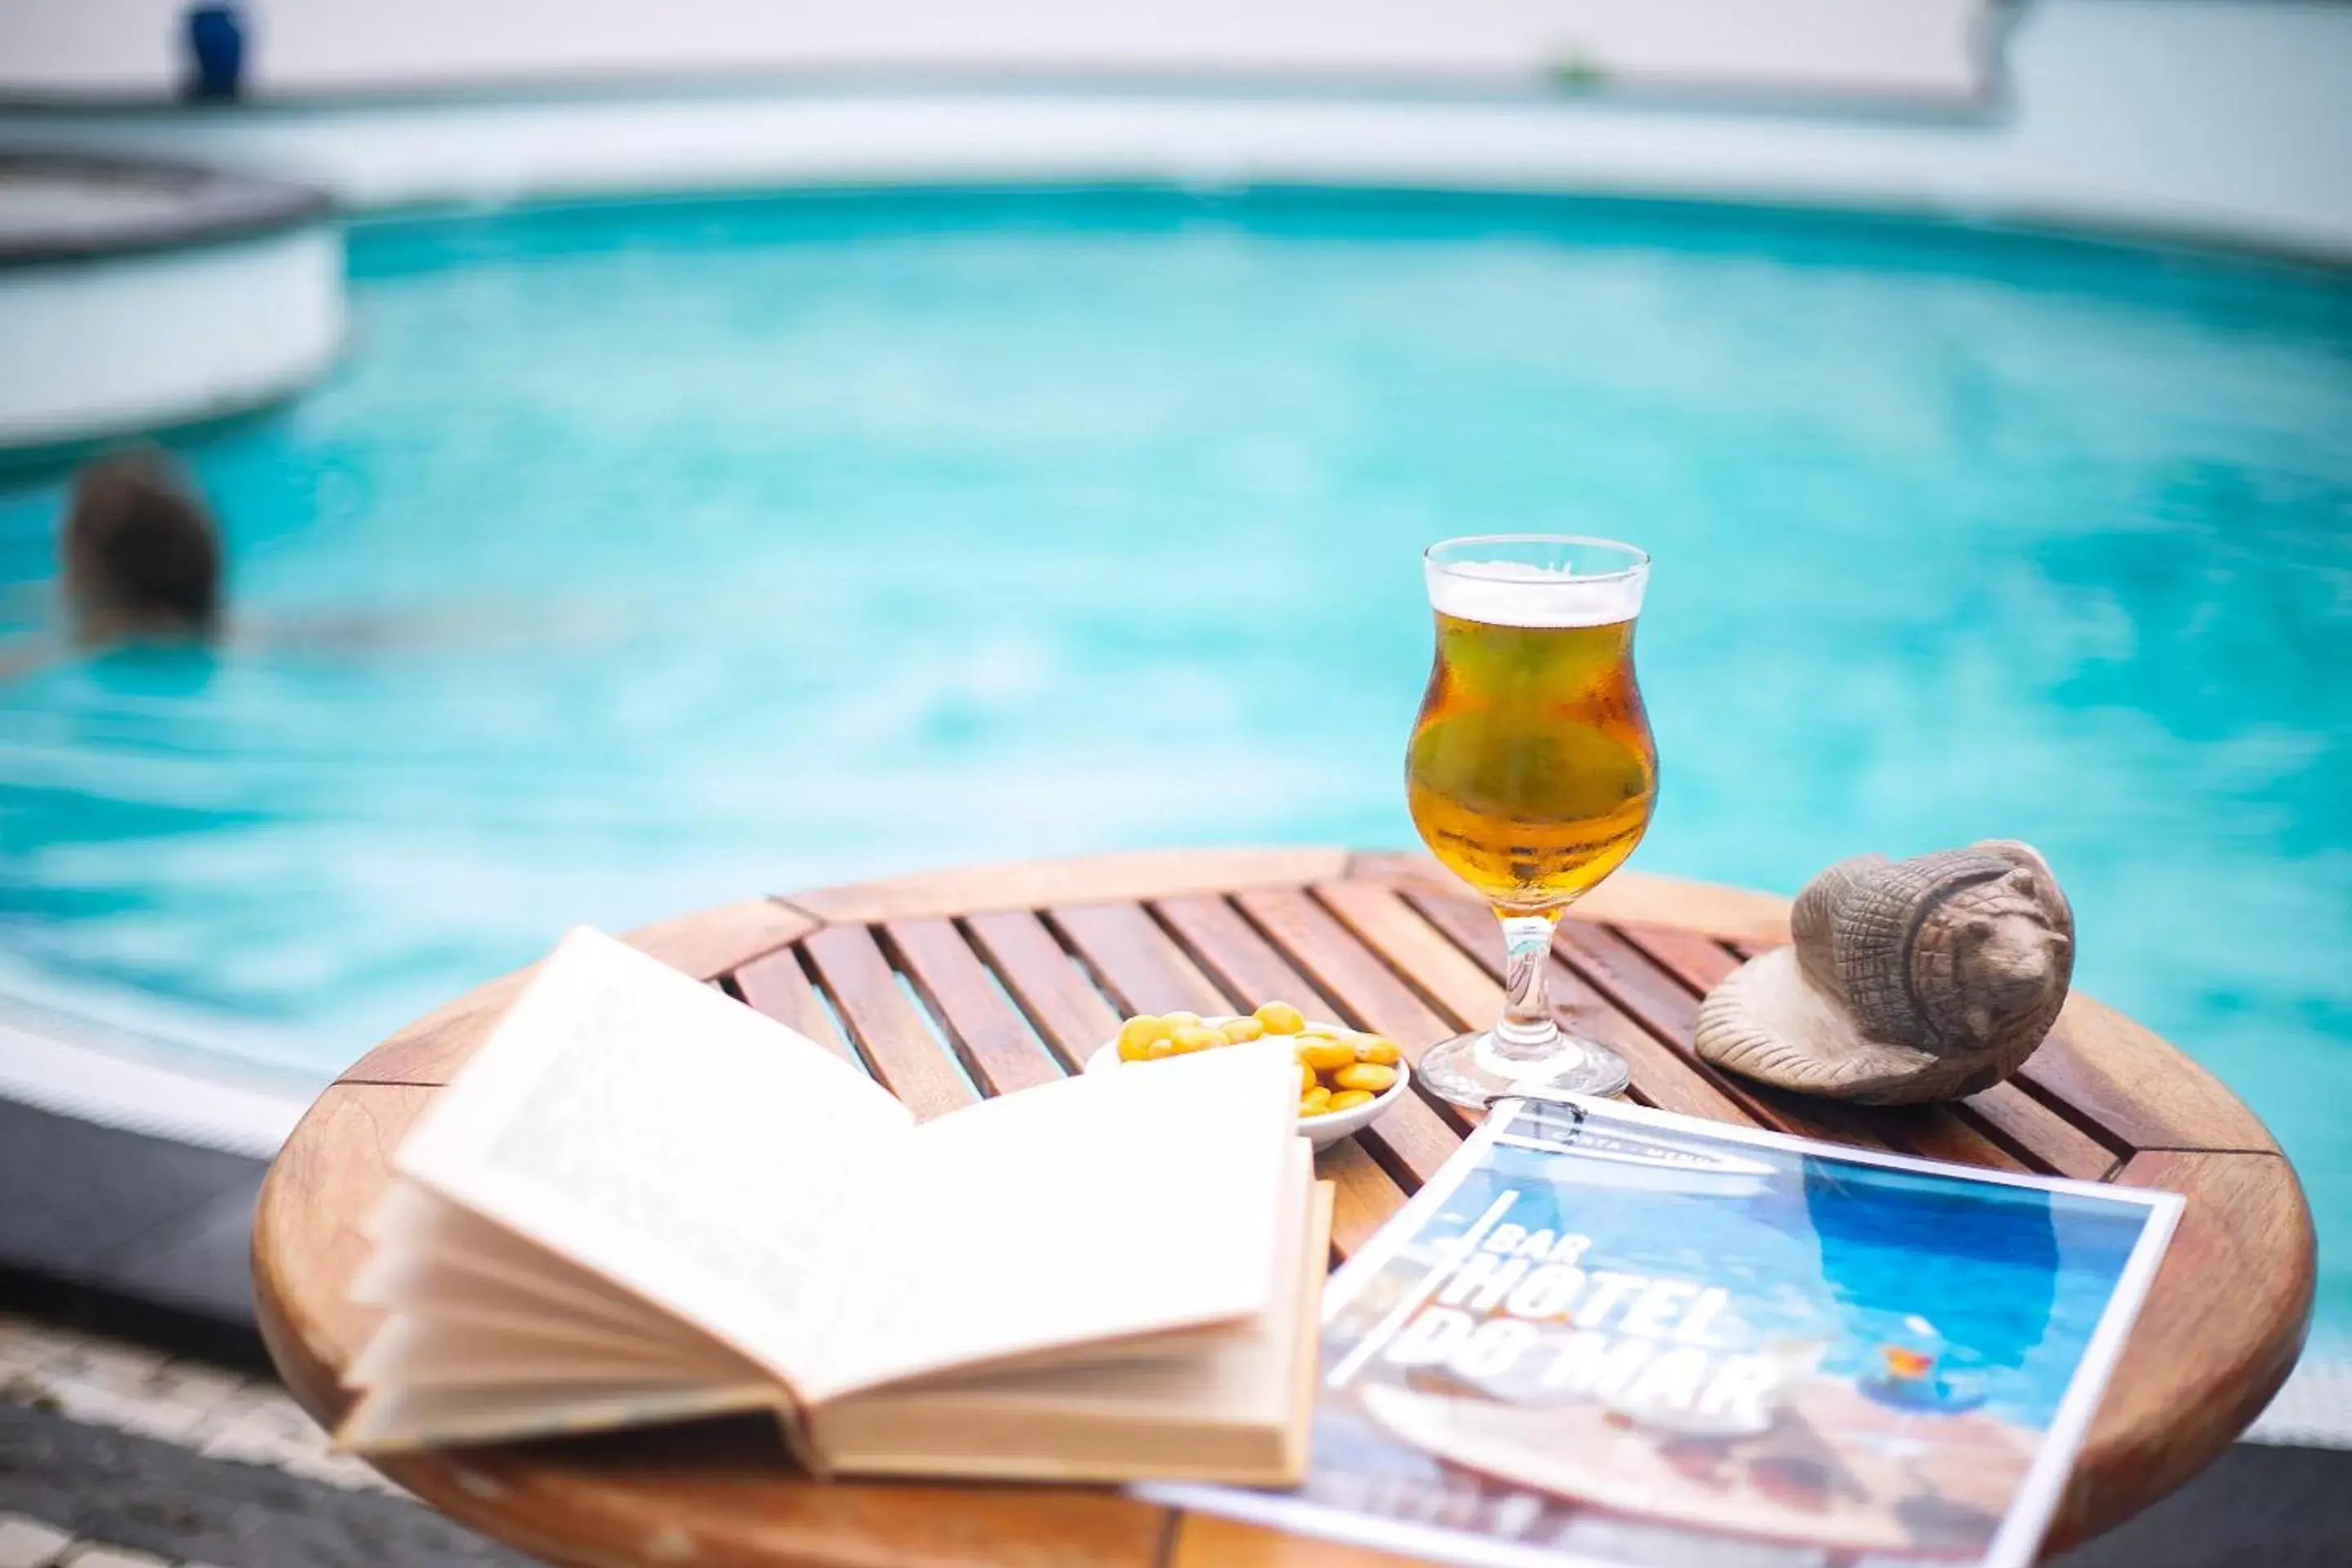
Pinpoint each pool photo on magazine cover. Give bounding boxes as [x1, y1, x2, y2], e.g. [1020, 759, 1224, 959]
[1152, 1096, 2181, 1568]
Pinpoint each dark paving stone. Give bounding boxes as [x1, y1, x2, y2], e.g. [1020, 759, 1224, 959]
[0, 1401, 536, 1568]
[0, 1098, 264, 1284]
[2052, 1443, 2352, 1567]
[91, 1169, 263, 1326]
[0, 1265, 267, 1372]
[3, 1390, 2345, 1567]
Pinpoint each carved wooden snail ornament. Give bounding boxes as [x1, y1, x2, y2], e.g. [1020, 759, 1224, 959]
[1695, 841, 2074, 1105]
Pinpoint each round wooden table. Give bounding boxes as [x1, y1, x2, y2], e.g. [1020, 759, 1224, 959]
[254, 849, 2314, 1568]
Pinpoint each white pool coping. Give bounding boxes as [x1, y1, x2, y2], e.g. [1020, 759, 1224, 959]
[0, 223, 343, 450]
[2247, 1353, 2352, 1450]
[0, 1001, 309, 1160]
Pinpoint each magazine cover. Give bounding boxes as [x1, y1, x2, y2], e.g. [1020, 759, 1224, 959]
[1152, 1094, 2181, 1568]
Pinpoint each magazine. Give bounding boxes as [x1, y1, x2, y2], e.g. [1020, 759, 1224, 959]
[1152, 1094, 2181, 1568]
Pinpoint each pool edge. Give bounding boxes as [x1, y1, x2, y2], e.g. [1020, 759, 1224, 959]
[0, 1013, 303, 1342]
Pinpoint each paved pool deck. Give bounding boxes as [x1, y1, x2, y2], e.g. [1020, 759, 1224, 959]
[0, 1309, 528, 1568]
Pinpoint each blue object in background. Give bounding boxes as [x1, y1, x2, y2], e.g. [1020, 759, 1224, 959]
[182, 4, 246, 102]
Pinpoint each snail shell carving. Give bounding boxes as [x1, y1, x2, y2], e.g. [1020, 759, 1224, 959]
[1695, 841, 2074, 1105]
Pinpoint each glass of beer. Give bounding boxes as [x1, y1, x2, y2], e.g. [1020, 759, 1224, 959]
[1405, 535, 1656, 1107]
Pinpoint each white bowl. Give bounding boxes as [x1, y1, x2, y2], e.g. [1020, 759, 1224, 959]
[1083, 1018, 1412, 1150]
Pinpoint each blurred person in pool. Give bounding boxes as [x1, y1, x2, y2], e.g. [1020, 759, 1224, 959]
[60, 448, 225, 648]
[0, 448, 225, 677]
[2, 447, 615, 679]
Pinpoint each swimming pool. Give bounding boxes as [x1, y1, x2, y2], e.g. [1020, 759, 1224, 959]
[1, 187, 2345, 1327]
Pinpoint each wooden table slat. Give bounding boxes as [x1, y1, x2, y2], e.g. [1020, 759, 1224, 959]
[1041, 897, 1457, 1197]
[1956, 1082, 2124, 1182]
[1726, 939, 2272, 1166]
[1316, 1138, 1414, 1261]
[1585, 921, 2040, 1163]
[1636, 931, 2113, 1179]
[1227, 886, 1484, 1155]
[883, 917, 1067, 1097]
[1401, 891, 1770, 1129]
[2018, 995, 2281, 1156]
[798, 924, 978, 1120]
[1543, 916, 1934, 1152]
[1854, 1103, 2033, 1172]
[1348, 853, 1796, 946]
[1311, 880, 1504, 1033]
[1047, 902, 1229, 1019]
[960, 909, 1123, 1071]
[730, 946, 862, 1068]
[1554, 920, 2015, 1167]
[1152, 893, 1346, 1021]
[1610, 922, 1745, 991]
[1149, 891, 1465, 1195]
[1549, 920, 1721, 1044]
[1233, 889, 1462, 1060]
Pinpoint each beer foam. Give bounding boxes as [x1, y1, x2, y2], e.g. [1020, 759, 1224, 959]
[1426, 559, 1646, 627]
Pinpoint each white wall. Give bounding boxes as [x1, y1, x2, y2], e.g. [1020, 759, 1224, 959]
[0, 2, 2345, 260]
[0, 227, 342, 448]
[0, 1, 1991, 103]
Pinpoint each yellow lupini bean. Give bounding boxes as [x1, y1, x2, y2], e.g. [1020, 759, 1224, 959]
[1295, 1041, 1356, 1072]
[1114, 1000, 1403, 1131]
[1116, 1015, 1173, 1060]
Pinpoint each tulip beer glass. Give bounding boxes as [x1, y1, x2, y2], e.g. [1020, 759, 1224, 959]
[1405, 536, 1657, 1106]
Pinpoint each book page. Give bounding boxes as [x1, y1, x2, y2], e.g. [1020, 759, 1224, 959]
[352, 1312, 761, 1390]
[798, 1041, 1303, 1403]
[356, 1182, 695, 1341]
[809, 1168, 1330, 1486]
[340, 1377, 780, 1454]
[391, 926, 914, 1389]
[818, 1133, 1316, 1419]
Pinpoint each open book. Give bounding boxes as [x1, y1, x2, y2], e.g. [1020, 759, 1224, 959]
[342, 927, 1333, 1485]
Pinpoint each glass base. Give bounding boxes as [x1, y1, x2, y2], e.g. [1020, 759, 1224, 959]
[1416, 1030, 1633, 1109]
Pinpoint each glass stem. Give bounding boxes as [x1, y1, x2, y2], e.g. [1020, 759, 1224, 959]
[1494, 910, 1565, 1058]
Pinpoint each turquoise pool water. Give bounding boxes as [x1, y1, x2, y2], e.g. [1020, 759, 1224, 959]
[0, 188, 2345, 1330]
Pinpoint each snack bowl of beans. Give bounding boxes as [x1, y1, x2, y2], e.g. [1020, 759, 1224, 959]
[1083, 1001, 1411, 1149]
